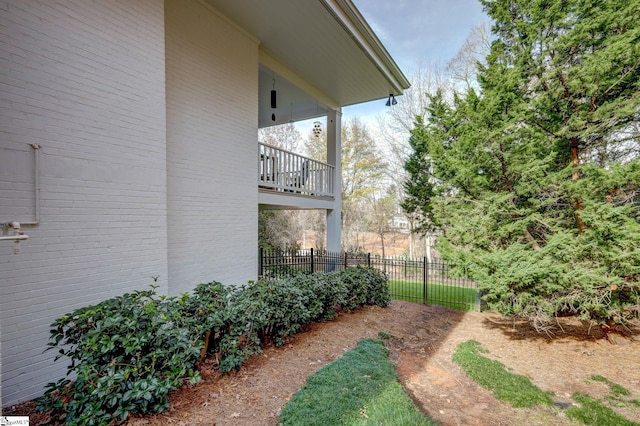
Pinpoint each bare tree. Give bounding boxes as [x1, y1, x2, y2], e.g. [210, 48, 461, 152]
[306, 117, 386, 251]
[378, 60, 450, 139]
[258, 122, 301, 152]
[445, 23, 491, 93]
[374, 61, 451, 259]
[366, 190, 395, 258]
[370, 25, 492, 258]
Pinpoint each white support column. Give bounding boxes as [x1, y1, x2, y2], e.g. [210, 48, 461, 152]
[1, 327, 3, 412]
[326, 108, 342, 254]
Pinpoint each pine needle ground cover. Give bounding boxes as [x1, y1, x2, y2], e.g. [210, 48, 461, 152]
[278, 338, 436, 425]
[453, 340, 640, 425]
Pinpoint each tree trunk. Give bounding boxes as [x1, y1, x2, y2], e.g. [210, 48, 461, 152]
[409, 232, 414, 258]
[199, 330, 211, 362]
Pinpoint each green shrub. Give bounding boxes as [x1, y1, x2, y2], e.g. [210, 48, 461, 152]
[217, 281, 272, 372]
[325, 266, 390, 312]
[360, 266, 391, 307]
[184, 281, 228, 335]
[217, 267, 389, 372]
[37, 267, 390, 422]
[37, 282, 226, 426]
[291, 272, 339, 321]
[263, 264, 311, 279]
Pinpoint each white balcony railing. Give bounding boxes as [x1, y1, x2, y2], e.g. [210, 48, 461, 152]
[259, 142, 334, 198]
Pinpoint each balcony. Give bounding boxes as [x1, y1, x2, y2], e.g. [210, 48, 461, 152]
[258, 142, 334, 199]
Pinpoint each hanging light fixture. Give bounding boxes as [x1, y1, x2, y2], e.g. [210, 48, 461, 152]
[385, 93, 397, 107]
[313, 121, 322, 137]
[271, 79, 277, 109]
[312, 103, 322, 137]
[271, 78, 277, 121]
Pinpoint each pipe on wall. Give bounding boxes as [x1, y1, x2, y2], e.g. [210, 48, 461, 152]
[21, 143, 41, 226]
[0, 235, 29, 241]
[0, 222, 29, 254]
[1, 144, 41, 228]
[0, 144, 40, 252]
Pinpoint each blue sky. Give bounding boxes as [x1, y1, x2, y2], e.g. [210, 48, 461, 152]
[345, 0, 490, 120]
[355, 0, 489, 71]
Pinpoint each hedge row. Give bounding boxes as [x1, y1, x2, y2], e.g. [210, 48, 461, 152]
[37, 266, 389, 425]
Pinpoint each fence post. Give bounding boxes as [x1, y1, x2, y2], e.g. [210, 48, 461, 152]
[259, 247, 264, 277]
[423, 257, 428, 305]
[344, 251, 348, 270]
[310, 247, 314, 273]
[367, 252, 371, 268]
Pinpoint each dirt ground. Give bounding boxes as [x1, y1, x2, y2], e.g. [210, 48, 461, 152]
[8, 301, 640, 425]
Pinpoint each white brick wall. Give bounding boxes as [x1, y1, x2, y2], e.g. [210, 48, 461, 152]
[0, 0, 167, 406]
[165, 0, 259, 294]
[1, 0, 263, 408]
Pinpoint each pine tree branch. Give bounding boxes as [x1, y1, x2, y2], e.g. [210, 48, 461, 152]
[602, 56, 640, 99]
[530, 119, 558, 138]
[523, 228, 541, 251]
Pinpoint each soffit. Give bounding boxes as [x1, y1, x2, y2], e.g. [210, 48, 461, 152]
[205, 0, 409, 112]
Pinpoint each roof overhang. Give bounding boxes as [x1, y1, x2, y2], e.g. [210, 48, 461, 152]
[204, 0, 410, 127]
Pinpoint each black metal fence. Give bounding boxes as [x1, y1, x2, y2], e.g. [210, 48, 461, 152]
[259, 248, 479, 311]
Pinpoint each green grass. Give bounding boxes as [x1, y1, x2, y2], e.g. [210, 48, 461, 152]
[590, 375, 631, 397]
[567, 393, 639, 426]
[452, 340, 555, 408]
[278, 339, 436, 426]
[453, 343, 640, 425]
[389, 279, 479, 311]
[565, 375, 640, 425]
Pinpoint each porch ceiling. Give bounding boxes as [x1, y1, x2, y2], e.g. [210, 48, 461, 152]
[205, 0, 410, 127]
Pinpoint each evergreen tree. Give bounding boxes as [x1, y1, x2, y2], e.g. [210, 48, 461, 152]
[405, 0, 640, 331]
